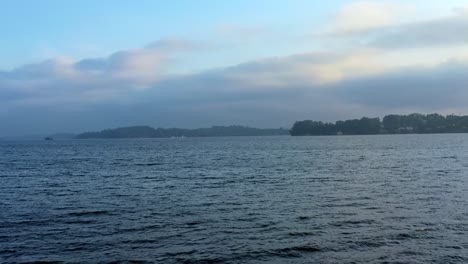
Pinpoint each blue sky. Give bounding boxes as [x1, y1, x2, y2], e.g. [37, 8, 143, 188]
[2, 0, 465, 70]
[1, 0, 468, 136]
[1, 0, 337, 70]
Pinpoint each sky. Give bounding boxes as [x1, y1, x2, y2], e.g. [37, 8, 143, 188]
[2, 0, 468, 136]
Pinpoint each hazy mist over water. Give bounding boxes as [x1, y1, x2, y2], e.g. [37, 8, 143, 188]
[1, 135, 467, 263]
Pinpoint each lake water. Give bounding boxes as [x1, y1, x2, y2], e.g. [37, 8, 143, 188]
[1, 135, 467, 263]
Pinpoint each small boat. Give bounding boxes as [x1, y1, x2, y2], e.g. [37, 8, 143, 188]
[44, 137, 54, 141]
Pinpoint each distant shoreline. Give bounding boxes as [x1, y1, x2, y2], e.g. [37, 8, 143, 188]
[75, 125, 289, 139]
[4, 132, 468, 142]
[4, 113, 468, 140]
[291, 113, 468, 136]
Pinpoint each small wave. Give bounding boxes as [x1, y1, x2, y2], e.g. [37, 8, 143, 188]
[67, 210, 110, 217]
[255, 221, 277, 228]
[135, 162, 163, 166]
[163, 249, 197, 257]
[2, 219, 50, 227]
[438, 255, 468, 263]
[400, 250, 425, 256]
[103, 260, 151, 264]
[118, 224, 163, 233]
[62, 219, 97, 225]
[185, 221, 201, 226]
[286, 245, 321, 253]
[63, 245, 86, 252]
[441, 155, 458, 159]
[287, 231, 317, 237]
[176, 257, 225, 264]
[352, 240, 386, 249]
[445, 245, 463, 250]
[0, 249, 17, 254]
[444, 223, 468, 231]
[237, 244, 322, 261]
[393, 233, 418, 240]
[364, 206, 381, 210]
[125, 239, 160, 245]
[19, 261, 65, 264]
[46, 183, 64, 188]
[269, 245, 322, 258]
[330, 219, 377, 227]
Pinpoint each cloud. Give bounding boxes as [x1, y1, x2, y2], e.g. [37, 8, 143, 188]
[330, 59, 468, 111]
[149, 53, 468, 114]
[326, 1, 406, 34]
[369, 11, 468, 49]
[0, 39, 199, 107]
[2, 48, 468, 136]
[191, 50, 386, 89]
[73, 39, 197, 83]
[3, 44, 466, 112]
[76, 48, 166, 83]
[140, 54, 468, 131]
[325, 4, 468, 50]
[0, 46, 384, 109]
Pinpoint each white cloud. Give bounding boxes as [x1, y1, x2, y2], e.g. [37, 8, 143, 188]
[328, 1, 407, 34]
[0, 39, 200, 106]
[322, 3, 468, 51]
[453, 6, 468, 16]
[368, 10, 468, 49]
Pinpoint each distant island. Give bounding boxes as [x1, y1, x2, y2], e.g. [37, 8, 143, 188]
[291, 113, 468, 136]
[75, 125, 289, 139]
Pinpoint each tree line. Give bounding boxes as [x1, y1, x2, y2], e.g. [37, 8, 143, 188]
[76, 125, 289, 139]
[290, 113, 468, 136]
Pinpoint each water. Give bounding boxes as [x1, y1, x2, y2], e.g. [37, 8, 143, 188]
[1, 135, 467, 263]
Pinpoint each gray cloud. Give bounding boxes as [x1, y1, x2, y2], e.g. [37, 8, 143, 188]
[2, 43, 468, 136]
[371, 15, 468, 49]
[145, 56, 468, 117]
[0, 39, 202, 108]
[331, 60, 468, 110]
[327, 9, 468, 49]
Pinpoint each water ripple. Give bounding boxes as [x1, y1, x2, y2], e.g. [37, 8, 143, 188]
[1, 135, 468, 263]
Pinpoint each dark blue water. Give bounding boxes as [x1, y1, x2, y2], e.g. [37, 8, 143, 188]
[1, 135, 467, 263]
